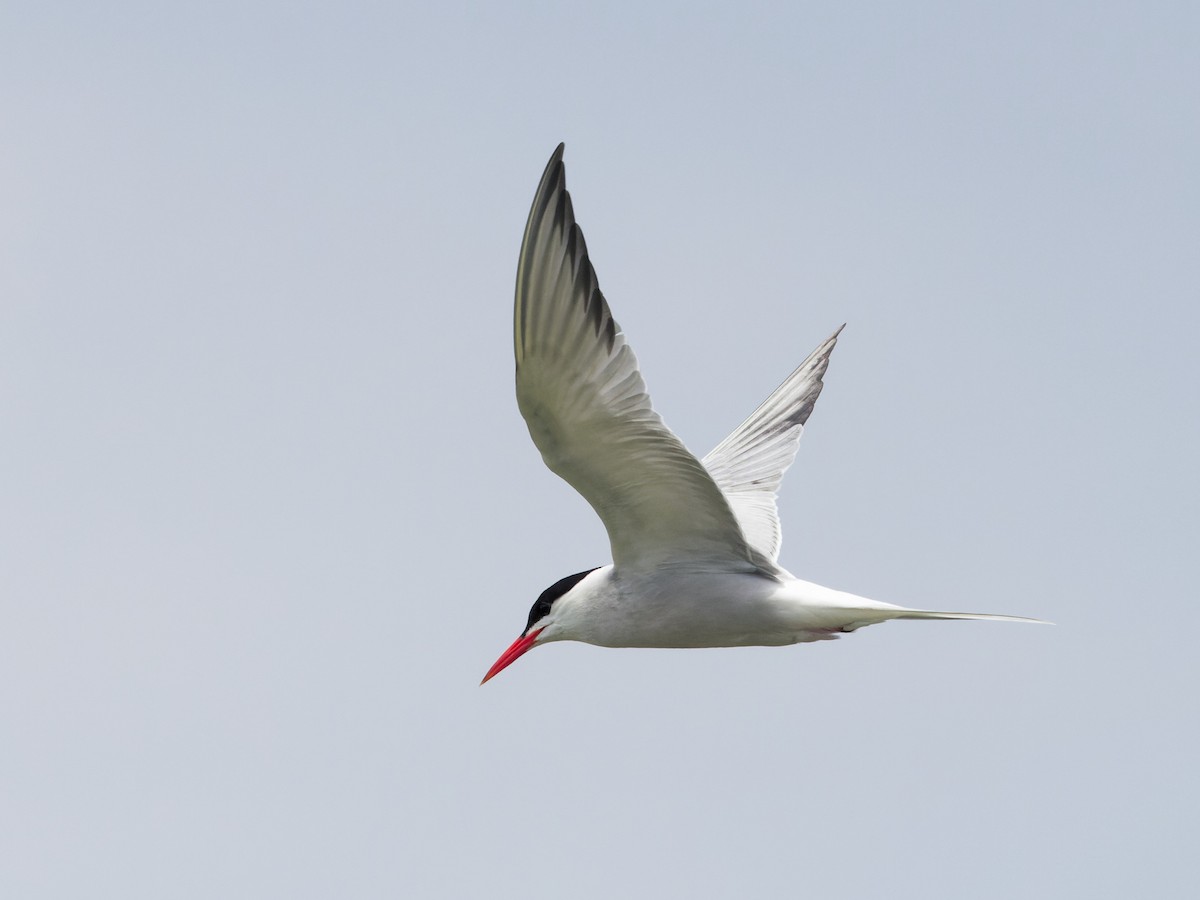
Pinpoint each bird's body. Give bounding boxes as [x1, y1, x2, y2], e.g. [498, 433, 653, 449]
[536, 565, 1025, 650]
[482, 145, 1045, 683]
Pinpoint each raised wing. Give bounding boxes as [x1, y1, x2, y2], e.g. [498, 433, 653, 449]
[702, 326, 843, 563]
[514, 145, 755, 573]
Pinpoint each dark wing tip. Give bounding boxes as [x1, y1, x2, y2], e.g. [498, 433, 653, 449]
[516, 143, 621, 363]
[543, 143, 565, 176]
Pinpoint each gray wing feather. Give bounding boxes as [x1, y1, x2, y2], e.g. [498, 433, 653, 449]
[515, 145, 755, 573]
[702, 326, 843, 563]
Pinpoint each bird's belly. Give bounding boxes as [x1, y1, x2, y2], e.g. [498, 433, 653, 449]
[581, 572, 846, 649]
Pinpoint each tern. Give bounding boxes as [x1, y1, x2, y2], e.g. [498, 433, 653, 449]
[482, 145, 1045, 684]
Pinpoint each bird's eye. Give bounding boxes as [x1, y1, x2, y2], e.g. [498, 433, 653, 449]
[525, 568, 598, 633]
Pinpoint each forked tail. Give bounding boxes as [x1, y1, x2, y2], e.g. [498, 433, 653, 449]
[894, 611, 1052, 625]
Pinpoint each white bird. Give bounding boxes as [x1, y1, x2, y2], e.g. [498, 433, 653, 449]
[482, 145, 1046, 683]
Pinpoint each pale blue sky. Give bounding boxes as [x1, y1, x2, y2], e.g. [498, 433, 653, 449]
[2, 2, 1197, 897]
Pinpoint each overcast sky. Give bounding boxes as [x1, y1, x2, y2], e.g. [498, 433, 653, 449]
[2, 2, 1197, 897]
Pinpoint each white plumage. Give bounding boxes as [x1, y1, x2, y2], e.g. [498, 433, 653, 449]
[483, 145, 1046, 683]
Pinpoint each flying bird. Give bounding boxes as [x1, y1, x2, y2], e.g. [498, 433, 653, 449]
[483, 145, 1045, 683]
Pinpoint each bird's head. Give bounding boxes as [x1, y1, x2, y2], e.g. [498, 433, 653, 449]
[481, 567, 600, 684]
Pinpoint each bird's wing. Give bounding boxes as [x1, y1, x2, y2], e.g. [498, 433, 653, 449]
[701, 326, 843, 563]
[515, 145, 754, 573]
